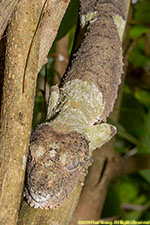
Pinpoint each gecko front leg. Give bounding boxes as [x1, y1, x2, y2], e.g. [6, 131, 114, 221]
[46, 85, 60, 121]
[87, 123, 116, 152]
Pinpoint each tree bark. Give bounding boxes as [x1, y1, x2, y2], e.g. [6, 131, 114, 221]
[0, 1, 42, 224]
[0, 0, 70, 224]
[0, 0, 19, 40]
[0, 37, 6, 117]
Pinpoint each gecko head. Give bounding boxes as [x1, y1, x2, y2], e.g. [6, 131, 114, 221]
[25, 124, 92, 209]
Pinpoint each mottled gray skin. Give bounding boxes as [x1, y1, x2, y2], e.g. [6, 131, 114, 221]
[25, 80, 116, 209]
[62, 2, 125, 121]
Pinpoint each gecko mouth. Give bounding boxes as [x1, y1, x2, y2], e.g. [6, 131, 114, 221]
[25, 185, 62, 209]
[24, 171, 69, 209]
[25, 186, 49, 208]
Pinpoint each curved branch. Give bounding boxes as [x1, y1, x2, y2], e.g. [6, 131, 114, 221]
[71, 151, 150, 223]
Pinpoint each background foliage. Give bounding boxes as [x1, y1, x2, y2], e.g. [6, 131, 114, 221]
[32, 0, 150, 220]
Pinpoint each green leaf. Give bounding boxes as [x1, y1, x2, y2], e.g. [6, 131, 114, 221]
[132, 194, 147, 205]
[134, 89, 150, 109]
[123, 195, 147, 221]
[119, 90, 146, 138]
[115, 137, 133, 155]
[32, 88, 46, 129]
[128, 50, 148, 68]
[124, 210, 143, 221]
[102, 190, 121, 218]
[56, 0, 79, 41]
[142, 211, 150, 220]
[134, 0, 150, 23]
[138, 110, 150, 154]
[68, 25, 77, 55]
[139, 170, 150, 184]
[114, 180, 139, 203]
[129, 26, 148, 40]
[113, 122, 139, 146]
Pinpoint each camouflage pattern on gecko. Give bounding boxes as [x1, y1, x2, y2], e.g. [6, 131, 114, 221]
[25, 0, 127, 209]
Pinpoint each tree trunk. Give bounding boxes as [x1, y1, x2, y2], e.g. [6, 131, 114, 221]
[0, 0, 70, 224]
[0, 1, 41, 224]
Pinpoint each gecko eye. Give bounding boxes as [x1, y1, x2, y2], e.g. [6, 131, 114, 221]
[65, 158, 79, 171]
